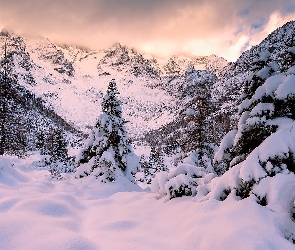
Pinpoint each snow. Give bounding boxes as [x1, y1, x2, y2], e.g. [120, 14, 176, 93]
[275, 74, 295, 99]
[0, 32, 230, 140]
[258, 122, 295, 162]
[253, 173, 295, 214]
[239, 149, 267, 182]
[183, 108, 195, 115]
[244, 72, 295, 115]
[238, 98, 249, 114]
[203, 117, 295, 240]
[252, 74, 284, 101]
[1, 27, 295, 249]
[1, 154, 294, 249]
[286, 65, 295, 75]
[249, 103, 274, 117]
[213, 130, 237, 164]
[258, 50, 271, 62]
[234, 111, 249, 145]
[256, 66, 271, 79]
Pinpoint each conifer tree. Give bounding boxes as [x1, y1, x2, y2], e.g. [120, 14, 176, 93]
[40, 129, 73, 178]
[76, 79, 138, 182]
[231, 50, 279, 166]
[182, 68, 213, 160]
[145, 146, 168, 184]
[209, 48, 295, 207]
[48, 129, 68, 163]
[135, 154, 149, 183]
[281, 46, 295, 72]
[276, 46, 295, 120]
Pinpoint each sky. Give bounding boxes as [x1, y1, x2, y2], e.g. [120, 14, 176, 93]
[0, 0, 295, 61]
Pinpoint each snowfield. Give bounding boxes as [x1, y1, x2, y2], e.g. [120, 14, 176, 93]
[0, 155, 294, 249]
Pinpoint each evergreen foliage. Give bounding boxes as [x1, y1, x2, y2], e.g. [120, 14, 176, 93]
[137, 147, 168, 184]
[280, 46, 295, 72]
[151, 151, 215, 200]
[0, 36, 28, 156]
[214, 50, 279, 170]
[206, 48, 295, 215]
[143, 67, 215, 156]
[77, 79, 138, 182]
[37, 129, 74, 178]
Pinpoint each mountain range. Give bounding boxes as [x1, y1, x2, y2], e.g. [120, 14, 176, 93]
[0, 29, 229, 140]
[1, 21, 295, 148]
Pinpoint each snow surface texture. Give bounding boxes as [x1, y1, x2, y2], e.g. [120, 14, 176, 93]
[0, 155, 294, 249]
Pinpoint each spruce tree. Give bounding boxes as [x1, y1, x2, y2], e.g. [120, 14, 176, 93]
[48, 129, 68, 163]
[182, 68, 213, 161]
[36, 131, 46, 154]
[231, 50, 278, 166]
[209, 48, 295, 209]
[145, 146, 168, 184]
[280, 46, 295, 73]
[41, 129, 73, 178]
[76, 79, 138, 182]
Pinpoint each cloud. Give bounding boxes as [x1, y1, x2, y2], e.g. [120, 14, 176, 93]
[0, 0, 294, 61]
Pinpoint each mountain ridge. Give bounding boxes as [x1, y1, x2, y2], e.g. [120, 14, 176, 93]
[0, 29, 228, 138]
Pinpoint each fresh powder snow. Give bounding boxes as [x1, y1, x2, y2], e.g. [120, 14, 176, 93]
[0, 154, 294, 249]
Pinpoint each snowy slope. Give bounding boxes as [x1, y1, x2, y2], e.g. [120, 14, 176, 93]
[0, 155, 294, 249]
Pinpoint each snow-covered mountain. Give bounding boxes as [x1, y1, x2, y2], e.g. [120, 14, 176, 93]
[0, 31, 80, 154]
[2, 20, 295, 149]
[0, 30, 228, 138]
[158, 54, 228, 77]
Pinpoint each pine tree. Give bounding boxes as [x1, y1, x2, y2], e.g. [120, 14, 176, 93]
[42, 129, 73, 178]
[280, 45, 295, 73]
[145, 146, 168, 184]
[182, 68, 213, 160]
[48, 129, 68, 162]
[208, 48, 295, 208]
[231, 50, 279, 166]
[136, 154, 149, 183]
[77, 79, 138, 182]
[275, 46, 295, 120]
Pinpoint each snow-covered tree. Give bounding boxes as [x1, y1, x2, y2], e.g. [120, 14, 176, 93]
[181, 67, 214, 154]
[198, 49, 295, 218]
[228, 51, 279, 167]
[38, 129, 73, 178]
[151, 151, 215, 199]
[36, 131, 46, 153]
[47, 129, 69, 161]
[137, 147, 168, 184]
[281, 46, 295, 73]
[76, 79, 139, 182]
[213, 51, 281, 174]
